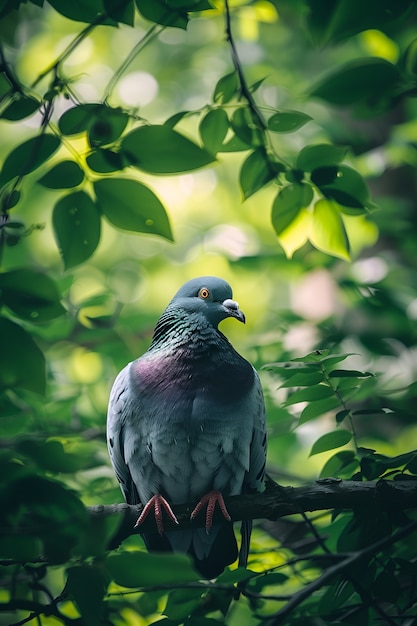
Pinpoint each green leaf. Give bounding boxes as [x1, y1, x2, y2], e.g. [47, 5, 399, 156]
[0, 73, 10, 99]
[164, 588, 203, 620]
[310, 57, 402, 109]
[47, 0, 114, 24]
[66, 565, 107, 626]
[213, 71, 238, 104]
[296, 144, 348, 172]
[406, 454, 417, 475]
[271, 183, 313, 235]
[199, 109, 229, 154]
[329, 369, 374, 378]
[17, 438, 97, 474]
[218, 133, 252, 152]
[321, 354, 356, 369]
[164, 110, 192, 128]
[306, 0, 414, 45]
[58, 104, 129, 147]
[217, 567, 258, 584]
[53, 191, 101, 270]
[274, 206, 310, 257]
[0, 395, 31, 436]
[311, 165, 369, 209]
[299, 396, 341, 424]
[87, 108, 129, 148]
[292, 350, 330, 363]
[320, 450, 359, 479]
[86, 149, 125, 173]
[267, 110, 312, 133]
[310, 430, 352, 456]
[248, 572, 288, 592]
[231, 107, 264, 147]
[337, 509, 391, 552]
[239, 148, 277, 199]
[249, 76, 267, 93]
[94, 178, 173, 241]
[104, 0, 135, 25]
[106, 551, 199, 587]
[58, 103, 98, 135]
[361, 451, 417, 480]
[0, 268, 65, 321]
[309, 199, 350, 261]
[135, 0, 188, 29]
[285, 384, 334, 406]
[1, 95, 40, 121]
[167, 0, 212, 9]
[404, 37, 417, 76]
[285, 169, 304, 184]
[336, 409, 351, 424]
[38, 160, 85, 189]
[121, 125, 215, 174]
[0, 134, 61, 185]
[2, 191, 21, 211]
[0, 535, 42, 561]
[373, 569, 402, 604]
[6, 473, 88, 563]
[0, 317, 46, 394]
[279, 370, 324, 388]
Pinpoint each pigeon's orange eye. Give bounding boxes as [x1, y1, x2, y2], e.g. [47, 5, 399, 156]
[199, 287, 210, 299]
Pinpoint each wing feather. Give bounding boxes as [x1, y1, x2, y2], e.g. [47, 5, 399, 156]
[107, 364, 140, 504]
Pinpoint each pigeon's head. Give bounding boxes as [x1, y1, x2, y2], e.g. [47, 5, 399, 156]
[169, 276, 245, 328]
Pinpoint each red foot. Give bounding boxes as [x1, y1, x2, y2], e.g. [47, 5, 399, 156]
[134, 494, 179, 535]
[190, 490, 231, 531]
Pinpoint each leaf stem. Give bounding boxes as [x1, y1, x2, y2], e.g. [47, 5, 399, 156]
[31, 17, 107, 89]
[223, 0, 291, 170]
[320, 362, 360, 453]
[103, 23, 164, 103]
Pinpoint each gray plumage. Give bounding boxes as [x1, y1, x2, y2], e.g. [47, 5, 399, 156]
[107, 276, 267, 578]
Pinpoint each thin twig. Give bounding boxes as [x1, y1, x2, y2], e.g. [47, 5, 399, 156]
[3, 598, 75, 626]
[107, 578, 293, 602]
[319, 361, 360, 452]
[31, 20, 104, 89]
[103, 23, 164, 102]
[224, 0, 267, 130]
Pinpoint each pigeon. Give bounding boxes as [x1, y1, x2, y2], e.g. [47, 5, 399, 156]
[107, 276, 267, 578]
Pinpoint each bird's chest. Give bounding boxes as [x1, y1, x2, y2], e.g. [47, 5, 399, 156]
[132, 346, 253, 408]
[126, 350, 254, 500]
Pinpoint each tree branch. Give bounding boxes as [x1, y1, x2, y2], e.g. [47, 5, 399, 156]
[224, 0, 267, 130]
[88, 479, 417, 544]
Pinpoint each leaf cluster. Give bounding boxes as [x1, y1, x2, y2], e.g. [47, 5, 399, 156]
[4, 0, 416, 267]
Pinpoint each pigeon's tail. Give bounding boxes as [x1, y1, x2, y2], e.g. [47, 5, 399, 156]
[141, 524, 238, 579]
[238, 519, 253, 569]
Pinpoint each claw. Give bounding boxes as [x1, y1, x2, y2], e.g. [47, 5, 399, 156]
[134, 494, 179, 535]
[190, 490, 231, 532]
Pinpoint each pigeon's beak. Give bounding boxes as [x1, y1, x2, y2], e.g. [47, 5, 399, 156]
[222, 298, 246, 324]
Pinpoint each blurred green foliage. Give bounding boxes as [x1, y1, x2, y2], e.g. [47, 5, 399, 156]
[1, 0, 417, 624]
